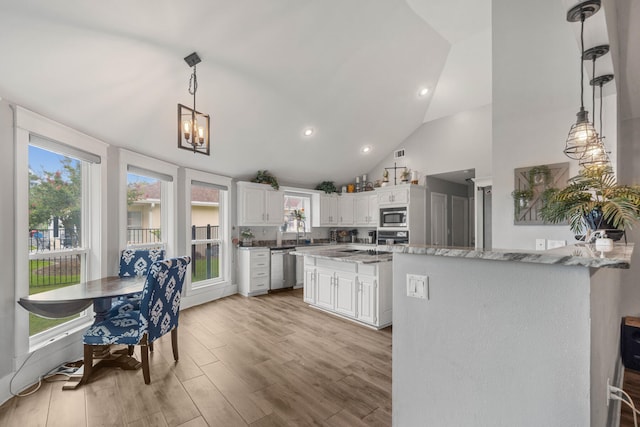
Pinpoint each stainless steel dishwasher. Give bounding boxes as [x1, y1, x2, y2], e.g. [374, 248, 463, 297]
[270, 247, 296, 290]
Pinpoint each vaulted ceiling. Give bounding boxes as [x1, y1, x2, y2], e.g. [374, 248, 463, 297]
[0, 0, 491, 187]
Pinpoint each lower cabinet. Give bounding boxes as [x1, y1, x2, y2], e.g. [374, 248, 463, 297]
[238, 248, 270, 296]
[303, 257, 392, 329]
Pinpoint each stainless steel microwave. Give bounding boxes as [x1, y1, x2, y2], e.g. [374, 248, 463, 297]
[380, 207, 407, 227]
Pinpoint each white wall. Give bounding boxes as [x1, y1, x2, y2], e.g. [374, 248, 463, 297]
[393, 253, 593, 426]
[492, 0, 617, 250]
[0, 101, 15, 382]
[367, 104, 491, 187]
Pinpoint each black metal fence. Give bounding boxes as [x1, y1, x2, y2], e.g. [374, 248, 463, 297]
[191, 225, 220, 281]
[127, 228, 162, 245]
[29, 228, 80, 252]
[30, 254, 82, 289]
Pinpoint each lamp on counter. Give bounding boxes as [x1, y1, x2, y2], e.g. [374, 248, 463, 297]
[178, 52, 210, 155]
[563, 0, 600, 160]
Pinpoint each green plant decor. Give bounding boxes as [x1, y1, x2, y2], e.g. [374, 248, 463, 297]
[511, 188, 534, 214]
[315, 181, 337, 194]
[528, 165, 552, 187]
[240, 228, 254, 239]
[539, 166, 640, 234]
[252, 170, 279, 190]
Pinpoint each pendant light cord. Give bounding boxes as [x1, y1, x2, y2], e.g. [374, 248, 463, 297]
[592, 57, 597, 130]
[599, 83, 604, 138]
[579, 13, 586, 109]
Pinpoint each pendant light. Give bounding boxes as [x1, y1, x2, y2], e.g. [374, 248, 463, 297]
[178, 52, 211, 155]
[563, 0, 601, 160]
[580, 73, 614, 170]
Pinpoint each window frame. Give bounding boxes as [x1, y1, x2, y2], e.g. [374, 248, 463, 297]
[119, 149, 177, 256]
[182, 168, 232, 299]
[15, 106, 108, 354]
[281, 188, 314, 237]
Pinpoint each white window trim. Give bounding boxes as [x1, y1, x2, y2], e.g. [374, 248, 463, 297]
[14, 106, 108, 355]
[119, 149, 178, 257]
[183, 168, 232, 299]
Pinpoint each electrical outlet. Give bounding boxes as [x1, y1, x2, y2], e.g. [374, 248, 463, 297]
[536, 239, 546, 251]
[547, 239, 566, 249]
[407, 274, 428, 299]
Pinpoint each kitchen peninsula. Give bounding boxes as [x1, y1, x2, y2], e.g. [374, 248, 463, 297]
[386, 242, 633, 427]
[294, 246, 393, 329]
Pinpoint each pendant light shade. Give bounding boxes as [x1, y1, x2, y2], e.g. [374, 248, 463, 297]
[580, 73, 614, 170]
[178, 52, 211, 156]
[563, 0, 601, 160]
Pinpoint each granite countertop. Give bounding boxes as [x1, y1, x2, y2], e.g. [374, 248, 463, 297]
[379, 243, 634, 269]
[292, 246, 392, 264]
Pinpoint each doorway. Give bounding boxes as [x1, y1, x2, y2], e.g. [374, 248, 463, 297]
[426, 169, 475, 248]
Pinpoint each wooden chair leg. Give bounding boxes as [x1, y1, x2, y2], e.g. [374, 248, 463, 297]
[127, 345, 134, 356]
[82, 344, 93, 385]
[149, 342, 154, 352]
[141, 344, 150, 384]
[171, 327, 179, 361]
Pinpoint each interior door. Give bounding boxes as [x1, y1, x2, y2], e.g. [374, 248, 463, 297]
[431, 192, 447, 246]
[451, 195, 469, 247]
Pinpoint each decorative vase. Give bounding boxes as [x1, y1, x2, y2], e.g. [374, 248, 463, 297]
[242, 238, 253, 246]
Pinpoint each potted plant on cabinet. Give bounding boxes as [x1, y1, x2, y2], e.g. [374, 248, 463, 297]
[240, 228, 255, 246]
[539, 166, 640, 240]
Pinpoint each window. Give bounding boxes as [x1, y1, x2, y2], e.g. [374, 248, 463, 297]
[120, 150, 177, 254]
[190, 181, 222, 286]
[15, 106, 106, 352]
[28, 145, 87, 336]
[183, 168, 231, 299]
[126, 173, 162, 245]
[283, 193, 311, 233]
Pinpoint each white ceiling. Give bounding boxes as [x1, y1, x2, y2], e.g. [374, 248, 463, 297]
[0, 0, 491, 187]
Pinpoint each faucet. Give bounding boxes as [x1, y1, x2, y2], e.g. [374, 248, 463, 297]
[296, 220, 306, 245]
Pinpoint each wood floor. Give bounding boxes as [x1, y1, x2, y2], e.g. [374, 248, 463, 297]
[0, 289, 392, 427]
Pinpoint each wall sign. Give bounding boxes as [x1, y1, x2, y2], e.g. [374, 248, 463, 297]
[513, 162, 569, 225]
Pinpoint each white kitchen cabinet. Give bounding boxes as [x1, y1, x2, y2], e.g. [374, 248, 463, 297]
[296, 255, 304, 288]
[237, 181, 284, 226]
[302, 256, 392, 329]
[334, 270, 357, 317]
[315, 268, 335, 310]
[377, 186, 409, 206]
[237, 248, 270, 296]
[337, 194, 355, 226]
[303, 263, 316, 304]
[355, 193, 378, 226]
[312, 193, 338, 226]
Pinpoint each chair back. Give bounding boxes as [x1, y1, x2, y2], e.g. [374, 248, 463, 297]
[119, 248, 165, 277]
[139, 256, 191, 343]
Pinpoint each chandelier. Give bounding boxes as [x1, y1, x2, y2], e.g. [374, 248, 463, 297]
[178, 52, 210, 155]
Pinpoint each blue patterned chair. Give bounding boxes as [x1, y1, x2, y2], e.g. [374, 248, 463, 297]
[83, 256, 191, 384]
[108, 248, 166, 317]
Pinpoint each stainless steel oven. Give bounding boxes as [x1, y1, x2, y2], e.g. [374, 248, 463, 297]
[377, 230, 409, 245]
[380, 207, 407, 227]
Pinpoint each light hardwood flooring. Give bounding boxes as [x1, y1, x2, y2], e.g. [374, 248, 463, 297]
[0, 289, 392, 427]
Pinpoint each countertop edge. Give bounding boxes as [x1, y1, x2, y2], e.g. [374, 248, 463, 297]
[380, 244, 633, 269]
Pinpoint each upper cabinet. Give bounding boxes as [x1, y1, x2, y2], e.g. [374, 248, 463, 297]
[313, 194, 338, 226]
[237, 181, 284, 226]
[355, 193, 378, 226]
[337, 194, 355, 226]
[377, 186, 409, 206]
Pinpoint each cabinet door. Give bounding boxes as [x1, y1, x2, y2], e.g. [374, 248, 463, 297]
[303, 267, 316, 304]
[338, 195, 355, 226]
[354, 195, 370, 225]
[315, 269, 334, 310]
[357, 276, 377, 325]
[334, 271, 357, 318]
[264, 190, 284, 225]
[367, 194, 379, 226]
[320, 195, 338, 225]
[377, 190, 393, 206]
[240, 187, 266, 225]
[391, 188, 409, 204]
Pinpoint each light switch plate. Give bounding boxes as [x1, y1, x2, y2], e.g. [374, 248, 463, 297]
[406, 274, 428, 299]
[536, 239, 546, 251]
[547, 239, 566, 249]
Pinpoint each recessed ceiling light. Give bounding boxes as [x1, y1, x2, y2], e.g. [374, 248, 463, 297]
[361, 145, 372, 154]
[303, 128, 314, 137]
[418, 87, 429, 97]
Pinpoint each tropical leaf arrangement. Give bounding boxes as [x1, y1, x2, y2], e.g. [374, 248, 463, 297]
[252, 170, 279, 190]
[315, 181, 337, 194]
[539, 166, 640, 234]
